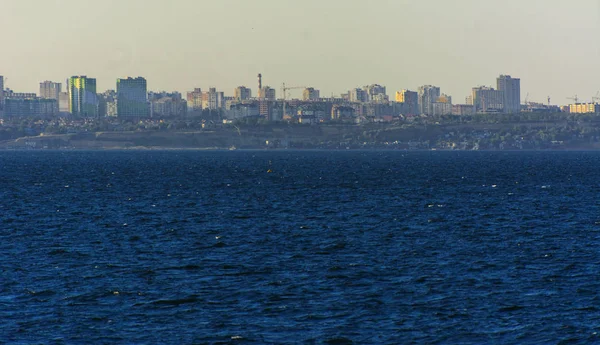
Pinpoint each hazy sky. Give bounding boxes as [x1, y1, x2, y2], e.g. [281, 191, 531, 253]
[2, 0, 600, 103]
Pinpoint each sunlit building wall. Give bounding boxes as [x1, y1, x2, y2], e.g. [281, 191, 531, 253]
[68, 76, 98, 117]
[117, 77, 149, 117]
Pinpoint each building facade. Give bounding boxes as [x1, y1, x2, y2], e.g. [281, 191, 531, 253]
[117, 77, 149, 117]
[395, 89, 419, 115]
[569, 103, 600, 114]
[69, 76, 98, 117]
[202, 88, 224, 110]
[418, 85, 441, 115]
[234, 86, 252, 101]
[187, 88, 203, 113]
[5, 98, 58, 117]
[260, 87, 276, 101]
[58, 92, 70, 113]
[4, 89, 37, 99]
[471, 86, 504, 113]
[349, 88, 368, 103]
[40, 81, 62, 101]
[303, 87, 320, 101]
[150, 96, 187, 117]
[98, 90, 117, 117]
[452, 104, 476, 116]
[364, 84, 387, 102]
[497, 75, 521, 114]
[432, 102, 453, 115]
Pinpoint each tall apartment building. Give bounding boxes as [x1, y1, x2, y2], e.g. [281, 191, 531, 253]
[303, 87, 320, 101]
[68, 76, 98, 117]
[349, 88, 368, 103]
[187, 88, 203, 113]
[117, 77, 149, 117]
[234, 86, 252, 101]
[497, 75, 521, 114]
[259, 86, 276, 101]
[39, 81, 62, 101]
[364, 84, 386, 102]
[202, 88, 224, 110]
[418, 85, 441, 115]
[395, 89, 419, 115]
[471, 86, 504, 113]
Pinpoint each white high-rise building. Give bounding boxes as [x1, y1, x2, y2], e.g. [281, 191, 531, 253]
[497, 75, 521, 114]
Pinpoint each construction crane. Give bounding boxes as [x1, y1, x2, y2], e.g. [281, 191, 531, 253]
[567, 95, 579, 104]
[282, 83, 306, 118]
[548, 96, 551, 106]
[592, 91, 600, 103]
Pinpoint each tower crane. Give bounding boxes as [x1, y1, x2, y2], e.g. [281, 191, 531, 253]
[567, 95, 579, 104]
[282, 83, 307, 118]
[592, 91, 600, 103]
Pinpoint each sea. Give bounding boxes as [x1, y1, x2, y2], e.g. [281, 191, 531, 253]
[2, 150, 600, 344]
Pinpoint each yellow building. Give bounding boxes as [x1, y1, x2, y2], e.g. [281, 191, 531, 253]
[569, 103, 600, 114]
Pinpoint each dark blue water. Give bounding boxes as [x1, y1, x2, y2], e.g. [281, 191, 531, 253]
[2, 150, 600, 344]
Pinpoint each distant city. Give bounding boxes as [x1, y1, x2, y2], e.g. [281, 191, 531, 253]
[1, 72, 595, 123]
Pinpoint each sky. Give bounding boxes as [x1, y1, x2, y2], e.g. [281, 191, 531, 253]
[1, 0, 600, 104]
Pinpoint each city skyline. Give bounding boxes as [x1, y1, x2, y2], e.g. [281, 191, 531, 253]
[2, 0, 600, 103]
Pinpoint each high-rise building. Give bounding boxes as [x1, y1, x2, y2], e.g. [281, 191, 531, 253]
[68, 76, 98, 117]
[418, 85, 441, 115]
[39, 81, 62, 101]
[303, 87, 320, 101]
[234, 86, 252, 101]
[471, 86, 504, 113]
[202, 87, 224, 110]
[117, 77, 149, 117]
[395, 89, 419, 115]
[497, 75, 521, 114]
[364, 84, 386, 102]
[187, 88, 203, 113]
[260, 87, 276, 101]
[349, 88, 368, 103]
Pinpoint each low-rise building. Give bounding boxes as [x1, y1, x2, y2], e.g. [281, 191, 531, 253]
[150, 96, 187, 117]
[452, 104, 476, 116]
[4, 98, 58, 117]
[569, 103, 600, 114]
[331, 105, 356, 120]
